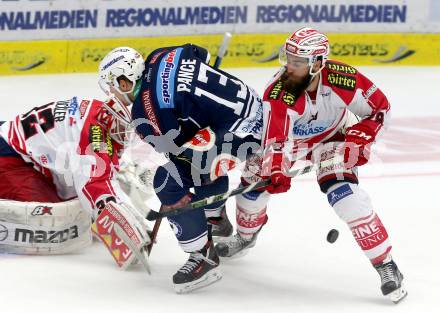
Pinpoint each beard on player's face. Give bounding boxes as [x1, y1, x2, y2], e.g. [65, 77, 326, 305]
[280, 68, 313, 96]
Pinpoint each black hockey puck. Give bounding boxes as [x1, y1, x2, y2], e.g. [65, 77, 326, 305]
[327, 229, 339, 243]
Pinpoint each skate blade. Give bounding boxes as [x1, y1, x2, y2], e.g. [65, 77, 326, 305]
[174, 268, 222, 294]
[213, 236, 233, 244]
[388, 286, 408, 304]
[219, 248, 251, 260]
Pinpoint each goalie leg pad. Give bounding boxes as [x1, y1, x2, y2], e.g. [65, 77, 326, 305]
[327, 183, 392, 264]
[0, 198, 92, 254]
[92, 201, 151, 270]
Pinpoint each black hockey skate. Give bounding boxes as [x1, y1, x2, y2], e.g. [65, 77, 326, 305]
[173, 241, 222, 294]
[215, 231, 259, 258]
[207, 205, 233, 239]
[374, 255, 407, 303]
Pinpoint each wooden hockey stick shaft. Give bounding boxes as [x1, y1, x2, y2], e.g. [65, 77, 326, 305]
[145, 156, 340, 221]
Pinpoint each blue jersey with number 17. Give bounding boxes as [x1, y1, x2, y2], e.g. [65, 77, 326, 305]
[131, 44, 263, 150]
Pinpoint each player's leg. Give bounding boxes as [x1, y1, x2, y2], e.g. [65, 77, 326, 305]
[153, 159, 221, 293]
[194, 175, 233, 238]
[316, 143, 407, 303]
[215, 154, 270, 258]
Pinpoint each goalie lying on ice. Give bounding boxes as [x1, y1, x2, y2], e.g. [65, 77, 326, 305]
[0, 96, 154, 270]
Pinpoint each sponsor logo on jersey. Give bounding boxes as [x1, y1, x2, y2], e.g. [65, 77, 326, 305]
[157, 48, 182, 109]
[31, 205, 53, 216]
[69, 98, 78, 124]
[239, 103, 264, 136]
[364, 84, 378, 99]
[177, 58, 196, 93]
[68, 97, 78, 115]
[90, 125, 103, 152]
[268, 81, 297, 106]
[89, 125, 113, 155]
[106, 133, 113, 156]
[293, 120, 329, 137]
[54, 100, 69, 122]
[269, 81, 283, 100]
[145, 67, 153, 82]
[327, 72, 356, 90]
[149, 50, 165, 64]
[327, 184, 353, 206]
[243, 190, 261, 201]
[14, 225, 79, 244]
[326, 61, 357, 74]
[79, 100, 90, 118]
[142, 89, 161, 135]
[282, 91, 296, 106]
[0, 224, 8, 241]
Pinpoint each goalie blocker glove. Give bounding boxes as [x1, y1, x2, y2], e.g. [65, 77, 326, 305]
[92, 201, 151, 270]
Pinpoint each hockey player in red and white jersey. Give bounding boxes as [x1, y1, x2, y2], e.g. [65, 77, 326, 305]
[0, 48, 152, 270]
[215, 27, 407, 303]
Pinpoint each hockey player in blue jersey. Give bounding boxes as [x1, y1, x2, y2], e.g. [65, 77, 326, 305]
[98, 45, 264, 293]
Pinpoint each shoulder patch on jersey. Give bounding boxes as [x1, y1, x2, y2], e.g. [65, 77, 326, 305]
[327, 72, 357, 91]
[325, 61, 357, 75]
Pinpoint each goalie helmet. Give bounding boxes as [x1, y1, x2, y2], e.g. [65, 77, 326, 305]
[279, 27, 330, 76]
[97, 97, 134, 145]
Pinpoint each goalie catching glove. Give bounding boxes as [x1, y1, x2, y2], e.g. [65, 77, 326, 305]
[92, 201, 151, 272]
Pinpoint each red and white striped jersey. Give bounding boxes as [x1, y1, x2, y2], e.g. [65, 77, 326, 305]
[0, 97, 127, 212]
[262, 60, 390, 157]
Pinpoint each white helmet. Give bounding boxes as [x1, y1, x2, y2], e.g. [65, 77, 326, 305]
[98, 47, 144, 145]
[279, 27, 330, 76]
[98, 46, 145, 101]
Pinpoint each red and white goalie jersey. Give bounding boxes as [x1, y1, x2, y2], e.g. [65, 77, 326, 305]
[262, 60, 390, 158]
[0, 97, 129, 213]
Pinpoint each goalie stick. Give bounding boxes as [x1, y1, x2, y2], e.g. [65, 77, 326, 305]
[113, 223, 151, 274]
[146, 32, 233, 255]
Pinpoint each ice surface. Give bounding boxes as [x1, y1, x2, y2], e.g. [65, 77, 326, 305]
[1, 66, 439, 313]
